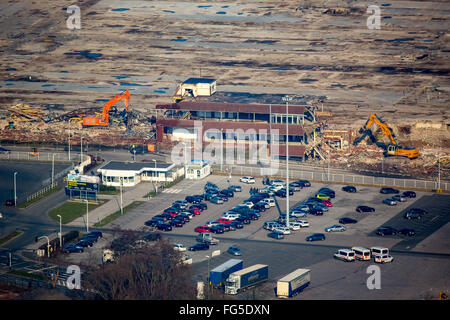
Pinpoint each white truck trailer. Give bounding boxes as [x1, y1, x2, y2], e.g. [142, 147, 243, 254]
[276, 268, 311, 298]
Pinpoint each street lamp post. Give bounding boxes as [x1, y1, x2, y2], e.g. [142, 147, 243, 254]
[120, 177, 123, 215]
[13, 172, 18, 207]
[85, 198, 89, 232]
[56, 214, 62, 248]
[282, 95, 293, 231]
[52, 153, 57, 187]
[80, 137, 84, 164]
[68, 119, 71, 161]
[38, 236, 51, 258]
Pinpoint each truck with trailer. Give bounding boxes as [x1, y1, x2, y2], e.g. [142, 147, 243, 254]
[209, 259, 243, 288]
[225, 264, 269, 295]
[196, 232, 219, 245]
[275, 268, 311, 298]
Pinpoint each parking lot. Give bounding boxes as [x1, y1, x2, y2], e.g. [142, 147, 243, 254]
[116, 175, 448, 253]
[76, 174, 450, 299]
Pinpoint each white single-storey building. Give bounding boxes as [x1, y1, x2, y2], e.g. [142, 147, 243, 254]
[185, 160, 211, 180]
[97, 161, 184, 187]
[180, 78, 216, 97]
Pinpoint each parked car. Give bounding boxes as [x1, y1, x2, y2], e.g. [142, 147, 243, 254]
[380, 187, 399, 194]
[392, 194, 407, 202]
[318, 187, 335, 198]
[398, 228, 416, 236]
[206, 220, 221, 228]
[189, 243, 209, 251]
[296, 180, 311, 187]
[376, 226, 397, 236]
[240, 176, 255, 184]
[374, 254, 394, 264]
[402, 191, 416, 198]
[325, 224, 346, 232]
[217, 218, 233, 225]
[170, 219, 184, 228]
[185, 195, 203, 203]
[267, 231, 284, 240]
[209, 225, 225, 234]
[76, 239, 94, 248]
[356, 205, 375, 213]
[86, 231, 103, 239]
[235, 216, 251, 225]
[383, 198, 397, 206]
[194, 226, 210, 233]
[291, 209, 308, 217]
[228, 245, 242, 256]
[190, 203, 207, 211]
[273, 226, 291, 235]
[220, 189, 234, 198]
[297, 220, 310, 228]
[210, 196, 224, 204]
[229, 220, 244, 229]
[406, 208, 428, 215]
[306, 233, 326, 241]
[63, 244, 84, 253]
[319, 199, 333, 207]
[342, 185, 357, 193]
[309, 208, 324, 216]
[289, 182, 302, 191]
[404, 210, 423, 220]
[315, 193, 330, 200]
[339, 217, 357, 224]
[156, 223, 172, 231]
[228, 185, 242, 192]
[174, 244, 186, 252]
[188, 207, 201, 215]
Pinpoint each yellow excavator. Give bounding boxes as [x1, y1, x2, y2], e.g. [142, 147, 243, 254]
[353, 114, 420, 159]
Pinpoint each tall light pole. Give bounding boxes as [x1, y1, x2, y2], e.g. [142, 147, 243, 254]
[52, 153, 57, 187]
[120, 177, 123, 215]
[68, 119, 71, 161]
[80, 137, 84, 164]
[14, 172, 18, 207]
[85, 198, 89, 232]
[56, 214, 62, 248]
[38, 236, 51, 258]
[282, 95, 293, 231]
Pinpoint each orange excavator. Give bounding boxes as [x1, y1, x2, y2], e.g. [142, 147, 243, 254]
[353, 113, 420, 159]
[82, 89, 131, 127]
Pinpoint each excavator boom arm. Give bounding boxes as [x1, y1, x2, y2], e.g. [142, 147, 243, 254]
[364, 114, 397, 145]
[101, 89, 130, 124]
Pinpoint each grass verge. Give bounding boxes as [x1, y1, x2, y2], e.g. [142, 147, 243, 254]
[48, 200, 106, 224]
[93, 200, 144, 227]
[0, 231, 23, 246]
[17, 186, 62, 209]
[8, 270, 48, 281]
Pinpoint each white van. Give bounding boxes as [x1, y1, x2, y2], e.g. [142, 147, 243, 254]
[352, 247, 371, 261]
[334, 249, 355, 262]
[262, 198, 276, 207]
[370, 246, 389, 257]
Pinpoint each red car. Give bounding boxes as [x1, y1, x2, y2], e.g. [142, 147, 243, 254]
[194, 226, 210, 233]
[320, 199, 333, 207]
[217, 218, 232, 225]
[189, 208, 201, 215]
[164, 210, 178, 217]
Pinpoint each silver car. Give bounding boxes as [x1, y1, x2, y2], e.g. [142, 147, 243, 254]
[325, 224, 347, 232]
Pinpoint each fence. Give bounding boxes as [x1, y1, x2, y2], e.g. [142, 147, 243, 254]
[26, 182, 59, 203]
[212, 164, 450, 192]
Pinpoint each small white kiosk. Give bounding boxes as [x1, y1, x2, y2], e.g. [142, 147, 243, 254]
[185, 160, 211, 180]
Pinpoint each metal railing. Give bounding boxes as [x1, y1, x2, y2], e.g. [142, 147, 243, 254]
[26, 181, 59, 203]
[212, 164, 449, 192]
